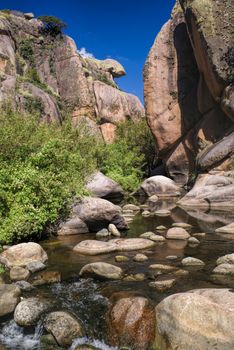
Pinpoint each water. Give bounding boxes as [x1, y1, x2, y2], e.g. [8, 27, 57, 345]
[1, 198, 234, 349]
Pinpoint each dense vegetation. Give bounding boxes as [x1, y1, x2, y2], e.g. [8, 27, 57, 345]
[0, 106, 154, 244]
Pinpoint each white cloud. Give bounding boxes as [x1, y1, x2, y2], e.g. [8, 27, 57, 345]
[78, 47, 95, 58]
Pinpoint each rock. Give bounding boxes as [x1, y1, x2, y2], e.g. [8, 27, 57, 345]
[216, 223, 234, 234]
[217, 254, 234, 265]
[133, 254, 148, 262]
[32, 270, 61, 286]
[193, 232, 206, 238]
[44, 311, 83, 347]
[178, 174, 234, 209]
[166, 255, 178, 260]
[173, 269, 189, 278]
[139, 176, 181, 197]
[79, 262, 123, 280]
[213, 264, 234, 276]
[26, 261, 46, 273]
[0, 243, 48, 268]
[73, 240, 117, 255]
[96, 228, 110, 239]
[108, 223, 121, 237]
[140, 232, 165, 242]
[154, 209, 171, 217]
[58, 217, 89, 235]
[155, 288, 234, 350]
[107, 294, 155, 350]
[149, 264, 177, 273]
[166, 227, 190, 240]
[110, 238, 155, 252]
[142, 210, 151, 217]
[0, 284, 21, 317]
[24, 12, 34, 20]
[172, 222, 192, 229]
[188, 237, 200, 245]
[10, 267, 30, 281]
[85, 172, 123, 199]
[156, 225, 167, 230]
[181, 257, 205, 267]
[124, 273, 146, 282]
[122, 204, 140, 211]
[72, 197, 128, 231]
[115, 255, 129, 263]
[14, 281, 34, 291]
[149, 278, 176, 292]
[14, 297, 52, 326]
[148, 195, 159, 202]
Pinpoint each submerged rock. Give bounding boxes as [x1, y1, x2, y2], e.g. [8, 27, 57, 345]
[14, 297, 52, 326]
[0, 243, 48, 268]
[155, 289, 234, 350]
[44, 311, 83, 347]
[0, 284, 21, 317]
[107, 293, 155, 350]
[79, 262, 123, 280]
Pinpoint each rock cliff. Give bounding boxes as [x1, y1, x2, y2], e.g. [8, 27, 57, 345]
[144, 0, 234, 185]
[0, 10, 144, 142]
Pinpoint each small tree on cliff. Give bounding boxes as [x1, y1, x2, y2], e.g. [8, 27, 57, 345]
[38, 15, 67, 36]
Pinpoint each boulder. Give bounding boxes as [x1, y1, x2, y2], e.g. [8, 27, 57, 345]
[79, 262, 123, 280]
[72, 197, 128, 231]
[14, 297, 52, 326]
[213, 264, 234, 276]
[110, 238, 155, 252]
[107, 293, 155, 350]
[85, 172, 123, 199]
[0, 243, 48, 268]
[155, 288, 234, 350]
[166, 227, 190, 240]
[10, 267, 30, 281]
[216, 223, 234, 234]
[217, 254, 234, 266]
[139, 176, 181, 197]
[0, 284, 21, 317]
[26, 261, 46, 273]
[58, 217, 89, 236]
[44, 311, 83, 347]
[181, 257, 205, 267]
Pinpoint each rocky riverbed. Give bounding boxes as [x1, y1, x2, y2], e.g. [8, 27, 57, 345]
[1, 189, 234, 350]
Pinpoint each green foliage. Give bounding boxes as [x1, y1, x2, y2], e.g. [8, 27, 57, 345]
[97, 119, 155, 192]
[0, 264, 5, 275]
[38, 15, 67, 36]
[24, 95, 44, 115]
[19, 39, 34, 64]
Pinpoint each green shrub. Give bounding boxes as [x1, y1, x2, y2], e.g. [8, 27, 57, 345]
[38, 15, 67, 36]
[19, 39, 34, 64]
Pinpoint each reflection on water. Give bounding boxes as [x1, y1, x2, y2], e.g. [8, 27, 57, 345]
[1, 199, 234, 349]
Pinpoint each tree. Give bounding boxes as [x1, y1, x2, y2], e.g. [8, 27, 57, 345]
[38, 15, 67, 36]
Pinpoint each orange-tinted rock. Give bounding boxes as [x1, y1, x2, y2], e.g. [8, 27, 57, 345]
[100, 123, 116, 143]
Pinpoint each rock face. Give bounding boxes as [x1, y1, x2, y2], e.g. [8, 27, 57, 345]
[155, 288, 234, 350]
[0, 11, 144, 141]
[0, 284, 21, 317]
[178, 174, 234, 209]
[107, 293, 155, 350]
[0, 243, 48, 268]
[144, 0, 234, 185]
[85, 172, 123, 199]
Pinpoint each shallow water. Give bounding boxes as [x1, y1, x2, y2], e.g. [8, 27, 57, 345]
[1, 198, 234, 349]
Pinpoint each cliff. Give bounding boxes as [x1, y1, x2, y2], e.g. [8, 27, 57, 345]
[0, 10, 144, 143]
[144, 0, 234, 185]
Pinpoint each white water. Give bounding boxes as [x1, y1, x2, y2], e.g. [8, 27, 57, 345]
[70, 337, 118, 350]
[0, 320, 42, 350]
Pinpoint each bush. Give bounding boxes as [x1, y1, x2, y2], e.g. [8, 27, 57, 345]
[19, 39, 34, 63]
[38, 15, 67, 36]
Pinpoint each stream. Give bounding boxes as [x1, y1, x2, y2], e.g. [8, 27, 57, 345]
[1, 198, 234, 349]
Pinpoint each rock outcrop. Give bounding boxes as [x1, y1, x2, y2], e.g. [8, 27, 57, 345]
[0, 10, 144, 142]
[144, 0, 234, 185]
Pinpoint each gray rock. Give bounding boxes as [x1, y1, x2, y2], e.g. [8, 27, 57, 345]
[10, 267, 30, 281]
[14, 297, 52, 326]
[26, 261, 46, 273]
[86, 172, 123, 199]
[14, 281, 34, 291]
[0, 284, 21, 317]
[182, 257, 205, 266]
[139, 176, 181, 197]
[96, 228, 110, 239]
[58, 217, 89, 236]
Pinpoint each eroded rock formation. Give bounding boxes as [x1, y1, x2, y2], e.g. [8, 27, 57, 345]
[144, 0, 234, 185]
[0, 11, 144, 142]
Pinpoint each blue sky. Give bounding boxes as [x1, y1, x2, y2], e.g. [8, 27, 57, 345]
[0, 0, 175, 102]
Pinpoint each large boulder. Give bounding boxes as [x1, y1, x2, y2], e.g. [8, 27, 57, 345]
[0, 243, 48, 268]
[139, 176, 181, 197]
[85, 172, 123, 199]
[14, 297, 52, 326]
[79, 262, 123, 280]
[0, 284, 21, 317]
[72, 197, 128, 231]
[107, 293, 155, 350]
[58, 217, 89, 236]
[44, 311, 83, 347]
[155, 288, 234, 350]
[178, 174, 234, 209]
